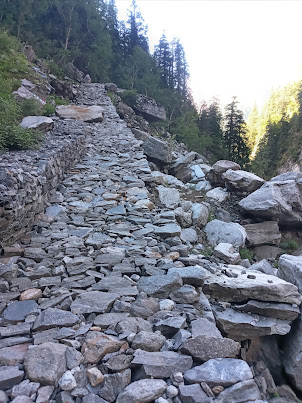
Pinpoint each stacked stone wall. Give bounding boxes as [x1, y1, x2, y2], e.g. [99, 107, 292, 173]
[0, 121, 87, 247]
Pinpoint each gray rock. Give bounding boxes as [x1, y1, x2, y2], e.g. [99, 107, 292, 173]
[115, 317, 152, 334]
[2, 300, 38, 323]
[191, 318, 222, 338]
[20, 116, 54, 131]
[154, 316, 186, 337]
[170, 285, 199, 304]
[13, 86, 44, 104]
[191, 203, 209, 227]
[132, 350, 193, 378]
[99, 369, 131, 402]
[233, 300, 300, 321]
[82, 394, 108, 403]
[184, 358, 253, 387]
[222, 169, 265, 193]
[33, 308, 79, 331]
[178, 384, 211, 403]
[137, 273, 183, 298]
[153, 224, 182, 238]
[11, 379, 39, 398]
[283, 312, 302, 392]
[205, 220, 246, 248]
[36, 385, 55, 403]
[244, 221, 281, 247]
[65, 347, 84, 370]
[213, 307, 291, 340]
[214, 243, 240, 264]
[157, 186, 180, 209]
[134, 95, 166, 121]
[180, 336, 240, 362]
[168, 266, 208, 287]
[249, 259, 276, 276]
[132, 129, 172, 163]
[0, 366, 24, 390]
[95, 247, 125, 266]
[239, 178, 302, 225]
[56, 105, 104, 122]
[116, 379, 167, 403]
[132, 331, 166, 352]
[180, 228, 198, 244]
[70, 291, 119, 314]
[58, 370, 77, 391]
[24, 342, 67, 385]
[94, 313, 130, 329]
[278, 254, 302, 293]
[214, 379, 261, 403]
[206, 188, 230, 203]
[203, 266, 301, 304]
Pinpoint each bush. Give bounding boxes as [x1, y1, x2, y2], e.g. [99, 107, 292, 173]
[280, 239, 299, 253]
[120, 90, 138, 108]
[0, 124, 42, 151]
[240, 248, 254, 263]
[20, 98, 42, 117]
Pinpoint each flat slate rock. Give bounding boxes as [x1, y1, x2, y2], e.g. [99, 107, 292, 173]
[184, 358, 253, 387]
[0, 366, 24, 390]
[70, 291, 119, 314]
[132, 349, 193, 378]
[180, 336, 240, 362]
[2, 300, 38, 323]
[204, 266, 301, 305]
[168, 266, 208, 287]
[33, 308, 79, 331]
[137, 273, 183, 298]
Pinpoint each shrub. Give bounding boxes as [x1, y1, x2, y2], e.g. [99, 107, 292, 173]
[240, 248, 254, 263]
[120, 90, 138, 108]
[20, 98, 42, 117]
[280, 239, 299, 253]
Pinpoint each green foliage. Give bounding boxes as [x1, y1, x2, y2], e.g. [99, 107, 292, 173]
[251, 81, 302, 178]
[223, 97, 251, 166]
[120, 90, 138, 108]
[0, 32, 43, 151]
[207, 211, 215, 222]
[20, 98, 42, 117]
[239, 248, 254, 263]
[203, 247, 214, 257]
[280, 239, 299, 253]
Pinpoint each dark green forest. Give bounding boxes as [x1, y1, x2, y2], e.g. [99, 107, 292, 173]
[1, 0, 302, 175]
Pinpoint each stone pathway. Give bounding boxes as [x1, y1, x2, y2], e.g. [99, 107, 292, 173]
[0, 84, 298, 403]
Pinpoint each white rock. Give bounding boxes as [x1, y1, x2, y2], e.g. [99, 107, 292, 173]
[214, 243, 240, 264]
[20, 116, 54, 131]
[55, 105, 104, 122]
[206, 187, 230, 203]
[58, 370, 77, 391]
[159, 299, 175, 311]
[205, 219, 247, 248]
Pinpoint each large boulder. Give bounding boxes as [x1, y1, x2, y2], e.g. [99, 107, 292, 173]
[55, 105, 104, 122]
[132, 129, 172, 164]
[278, 254, 302, 293]
[203, 266, 301, 305]
[168, 152, 198, 182]
[20, 116, 54, 132]
[239, 176, 302, 225]
[204, 219, 247, 248]
[243, 221, 281, 247]
[222, 169, 265, 193]
[207, 160, 241, 184]
[134, 95, 166, 121]
[13, 86, 45, 105]
[282, 312, 302, 393]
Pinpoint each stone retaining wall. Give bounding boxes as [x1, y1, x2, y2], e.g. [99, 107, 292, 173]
[0, 120, 87, 247]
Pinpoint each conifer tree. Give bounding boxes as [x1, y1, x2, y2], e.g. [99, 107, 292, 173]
[223, 97, 250, 165]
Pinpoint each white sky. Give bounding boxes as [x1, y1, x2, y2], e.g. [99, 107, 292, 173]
[115, 0, 302, 113]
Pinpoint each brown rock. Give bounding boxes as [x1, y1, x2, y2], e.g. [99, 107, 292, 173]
[81, 332, 126, 364]
[20, 289, 42, 301]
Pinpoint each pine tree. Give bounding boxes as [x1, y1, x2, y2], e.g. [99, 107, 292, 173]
[126, 0, 149, 54]
[223, 97, 250, 165]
